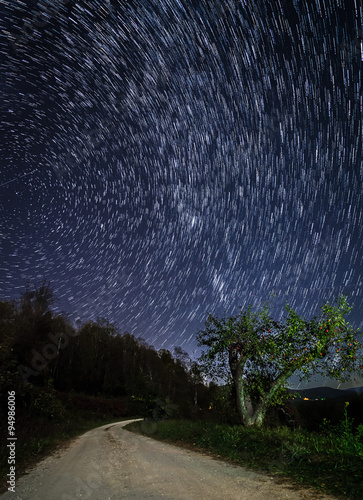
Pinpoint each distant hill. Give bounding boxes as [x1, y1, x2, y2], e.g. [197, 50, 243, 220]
[344, 386, 363, 394]
[287, 386, 363, 401]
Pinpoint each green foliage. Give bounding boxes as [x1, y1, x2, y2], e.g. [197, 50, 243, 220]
[197, 295, 362, 427]
[0, 281, 204, 433]
[207, 382, 240, 424]
[0, 280, 209, 492]
[245, 372, 291, 407]
[127, 415, 363, 500]
[319, 402, 363, 456]
[26, 384, 67, 421]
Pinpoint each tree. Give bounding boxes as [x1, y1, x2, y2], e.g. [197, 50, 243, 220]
[173, 346, 190, 368]
[70, 318, 117, 394]
[197, 296, 363, 427]
[20, 280, 55, 318]
[0, 283, 76, 388]
[188, 360, 204, 406]
[0, 300, 18, 392]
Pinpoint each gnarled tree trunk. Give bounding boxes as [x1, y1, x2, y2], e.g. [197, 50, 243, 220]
[233, 370, 267, 426]
[229, 343, 287, 427]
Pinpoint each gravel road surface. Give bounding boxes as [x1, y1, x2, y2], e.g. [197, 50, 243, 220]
[1, 419, 338, 499]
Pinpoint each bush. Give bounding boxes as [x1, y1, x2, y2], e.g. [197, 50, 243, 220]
[26, 385, 67, 420]
[206, 384, 240, 424]
[295, 394, 363, 432]
[57, 392, 128, 418]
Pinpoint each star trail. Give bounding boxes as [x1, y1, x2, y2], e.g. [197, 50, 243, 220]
[1, 0, 362, 374]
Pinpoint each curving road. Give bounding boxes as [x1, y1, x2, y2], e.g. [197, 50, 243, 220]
[1, 419, 337, 499]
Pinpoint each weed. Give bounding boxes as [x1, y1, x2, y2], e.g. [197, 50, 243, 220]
[126, 411, 363, 499]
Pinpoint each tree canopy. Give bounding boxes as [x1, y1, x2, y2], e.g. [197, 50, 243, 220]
[197, 296, 363, 427]
[0, 281, 208, 421]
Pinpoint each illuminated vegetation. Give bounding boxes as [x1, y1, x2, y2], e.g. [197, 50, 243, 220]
[197, 296, 363, 427]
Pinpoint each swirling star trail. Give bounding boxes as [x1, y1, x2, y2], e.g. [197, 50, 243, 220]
[1, 1, 362, 372]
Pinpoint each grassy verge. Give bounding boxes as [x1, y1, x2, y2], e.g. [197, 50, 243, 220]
[125, 411, 363, 500]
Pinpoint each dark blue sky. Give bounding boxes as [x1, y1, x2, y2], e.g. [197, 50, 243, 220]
[1, 0, 362, 388]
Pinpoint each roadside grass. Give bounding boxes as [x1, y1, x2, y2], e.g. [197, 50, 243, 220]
[125, 404, 363, 500]
[0, 391, 136, 494]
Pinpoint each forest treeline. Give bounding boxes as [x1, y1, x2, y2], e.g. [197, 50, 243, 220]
[3, 283, 363, 499]
[0, 281, 211, 423]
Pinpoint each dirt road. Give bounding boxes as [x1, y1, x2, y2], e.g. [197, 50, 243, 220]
[1, 419, 337, 499]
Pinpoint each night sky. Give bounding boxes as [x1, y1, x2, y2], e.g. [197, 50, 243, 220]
[1, 0, 363, 387]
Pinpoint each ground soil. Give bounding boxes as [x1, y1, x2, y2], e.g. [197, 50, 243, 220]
[0, 419, 339, 499]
